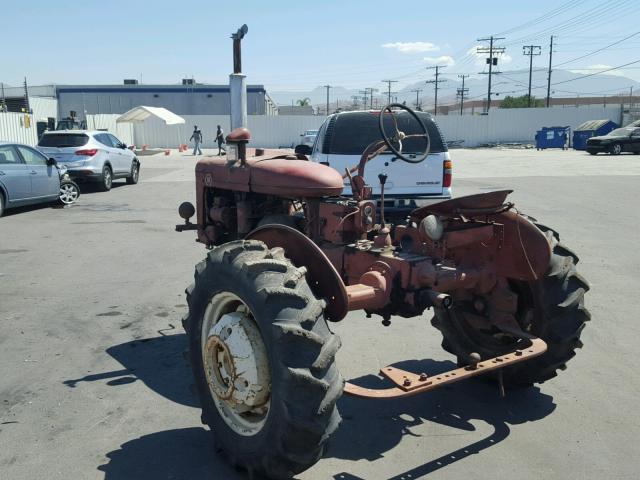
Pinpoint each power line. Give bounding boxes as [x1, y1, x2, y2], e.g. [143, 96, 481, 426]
[553, 30, 640, 67]
[503, 0, 638, 47]
[551, 58, 640, 85]
[493, 0, 584, 36]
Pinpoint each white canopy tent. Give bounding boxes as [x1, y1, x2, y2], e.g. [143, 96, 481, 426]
[116, 106, 186, 150]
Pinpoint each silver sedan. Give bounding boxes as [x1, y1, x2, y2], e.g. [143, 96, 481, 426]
[0, 142, 80, 217]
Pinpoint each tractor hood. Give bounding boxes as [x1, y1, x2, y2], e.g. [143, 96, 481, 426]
[196, 155, 344, 198]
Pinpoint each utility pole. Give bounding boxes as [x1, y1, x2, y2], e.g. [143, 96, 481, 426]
[0, 82, 5, 112]
[381, 80, 398, 105]
[358, 90, 368, 110]
[411, 88, 423, 110]
[457, 74, 469, 115]
[365, 87, 377, 109]
[546, 35, 554, 107]
[23, 77, 30, 113]
[323, 84, 332, 115]
[425, 66, 447, 115]
[522, 45, 542, 107]
[477, 36, 505, 112]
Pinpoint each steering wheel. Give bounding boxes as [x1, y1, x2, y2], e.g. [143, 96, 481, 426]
[379, 103, 430, 163]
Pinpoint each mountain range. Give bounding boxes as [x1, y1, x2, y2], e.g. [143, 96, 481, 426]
[268, 69, 640, 108]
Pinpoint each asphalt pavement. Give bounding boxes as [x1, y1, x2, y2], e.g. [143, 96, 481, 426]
[0, 148, 638, 480]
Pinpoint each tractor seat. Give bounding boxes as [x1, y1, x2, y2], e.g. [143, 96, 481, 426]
[226, 127, 251, 143]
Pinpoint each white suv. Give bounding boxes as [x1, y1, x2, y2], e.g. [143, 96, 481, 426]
[310, 110, 451, 199]
[38, 131, 139, 191]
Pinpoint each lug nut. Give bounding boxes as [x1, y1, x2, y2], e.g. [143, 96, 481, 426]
[468, 352, 481, 370]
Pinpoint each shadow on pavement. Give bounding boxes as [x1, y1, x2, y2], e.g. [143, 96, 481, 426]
[68, 339, 555, 479]
[78, 182, 128, 194]
[330, 358, 556, 479]
[98, 427, 246, 480]
[63, 333, 198, 408]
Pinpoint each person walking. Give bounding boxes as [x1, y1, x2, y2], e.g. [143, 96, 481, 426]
[190, 125, 203, 155]
[215, 125, 226, 156]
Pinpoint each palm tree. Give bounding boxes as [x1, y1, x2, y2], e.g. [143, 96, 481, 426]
[296, 97, 311, 107]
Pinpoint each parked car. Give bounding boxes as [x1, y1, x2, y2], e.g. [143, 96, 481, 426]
[0, 142, 80, 217]
[306, 110, 451, 199]
[300, 129, 318, 147]
[37, 131, 140, 191]
[586, 126, 640, 155]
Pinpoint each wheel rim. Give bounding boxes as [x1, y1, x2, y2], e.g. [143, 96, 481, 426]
[104, 170, 112, 188]
[132, 165, 139, 182]
[59, 183, 79, 204]
[201, 292, 271, 436]
[613, 144, 621, 154]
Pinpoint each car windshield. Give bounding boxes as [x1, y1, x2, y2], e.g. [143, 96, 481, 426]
[38, 133, 89, 148]
[328, 111, 446, 155]
[607, 128, 634, 136]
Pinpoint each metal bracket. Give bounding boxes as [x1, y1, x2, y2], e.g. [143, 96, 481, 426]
[344, 336, 547, 399]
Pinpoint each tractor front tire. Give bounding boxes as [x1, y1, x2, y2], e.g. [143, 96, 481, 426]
[185, 240, 343, 479]
[433, 223, 590, 387]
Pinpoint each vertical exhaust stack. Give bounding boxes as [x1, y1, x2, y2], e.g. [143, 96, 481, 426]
[230, 24, 249, 131]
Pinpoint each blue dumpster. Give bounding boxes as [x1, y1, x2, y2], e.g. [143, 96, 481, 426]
[572, 119, 618, 150]
[535, 126, 570, 150]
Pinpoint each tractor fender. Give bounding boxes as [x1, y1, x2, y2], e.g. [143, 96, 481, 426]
[489, 210, 552, 281]
[246, 224, 349, 321]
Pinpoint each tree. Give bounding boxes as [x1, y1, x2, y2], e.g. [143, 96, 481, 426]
[296, 97, 311, 107]
[499, 95, 545, 108]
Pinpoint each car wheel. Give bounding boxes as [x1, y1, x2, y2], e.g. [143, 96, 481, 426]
[126, 161, 139, 185]
[101, 165, 113, 191]
[609, 143, 622, 155]
[58, 180, 80, 205]
[589, 151, 597, 155]
[0, 192, 4, 217]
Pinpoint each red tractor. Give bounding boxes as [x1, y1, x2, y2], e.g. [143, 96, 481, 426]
[176, 104, 589, 479]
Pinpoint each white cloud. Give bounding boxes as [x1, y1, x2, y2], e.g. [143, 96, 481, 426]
[467, 45, 512, 66]
[382, 42, 440, 53]
[423, 55, 455, 66]
[569, 64, 626, 77]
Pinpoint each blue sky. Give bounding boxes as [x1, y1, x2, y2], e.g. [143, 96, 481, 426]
[2, 0, 640, 91]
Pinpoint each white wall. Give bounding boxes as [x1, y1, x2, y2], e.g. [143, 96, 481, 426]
[112, 106, 624, 150]
[85, 114, 135, 146]
[0, 112, 39, 145]
[436, 105, 621, 146]
[30, 97, 58, 121]
[133, 115, 325, 149]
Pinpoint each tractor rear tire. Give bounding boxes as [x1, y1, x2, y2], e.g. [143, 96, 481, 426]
[184, 240, 343, 479]
[433, 223, 590, 387]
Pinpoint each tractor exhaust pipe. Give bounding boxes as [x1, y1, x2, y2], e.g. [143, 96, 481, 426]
[426, 290, 453, 309]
